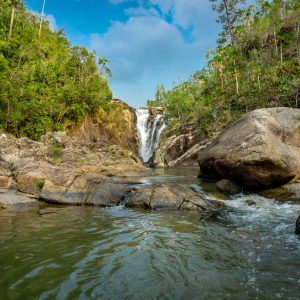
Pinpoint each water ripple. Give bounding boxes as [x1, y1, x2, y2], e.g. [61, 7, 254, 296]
[0, 200, 299, 300]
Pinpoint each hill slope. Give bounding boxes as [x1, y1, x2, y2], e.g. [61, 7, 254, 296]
[0, 0, 111, 140]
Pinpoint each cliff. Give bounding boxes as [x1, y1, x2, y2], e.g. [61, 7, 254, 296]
[67, 99, 139, 154]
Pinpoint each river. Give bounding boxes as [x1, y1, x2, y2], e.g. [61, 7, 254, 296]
[0, 168, 300, 299]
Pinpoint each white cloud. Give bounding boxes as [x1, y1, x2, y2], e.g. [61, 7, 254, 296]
[90, 15, 202, 82]
[90, 0, 220, 106]
[125, 6, 160, 17]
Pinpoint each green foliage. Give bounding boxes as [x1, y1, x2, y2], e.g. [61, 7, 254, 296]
[36, 179, 45, 190]
[148, 0, 300, 135]
[79, 158, 86, 164]
[48, 145, 64, 164]
[7, 160, 16, 172]
[0, 1, 112, 139]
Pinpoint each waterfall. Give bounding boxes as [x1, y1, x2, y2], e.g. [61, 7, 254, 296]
[136, 108, 166, 163]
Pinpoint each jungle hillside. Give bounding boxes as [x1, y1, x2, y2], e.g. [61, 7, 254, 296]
[148, 0, 300, 135]
[0, 0, 112, 140]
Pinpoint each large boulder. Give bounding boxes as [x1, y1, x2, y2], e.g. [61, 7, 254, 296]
[198, 108, 300, 189]
[125, 184, 224, 211]
[40, 174, 130, 206]
[152, 121, 209, 168]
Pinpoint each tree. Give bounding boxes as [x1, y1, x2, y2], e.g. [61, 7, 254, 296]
[210, 0, 246, 94]
[210, 0, 246, 46]
[38, 0, 46, 38]
[0, 1, 113, 139]
[98, 57, 112, 78]
[8, 0, 22, 38]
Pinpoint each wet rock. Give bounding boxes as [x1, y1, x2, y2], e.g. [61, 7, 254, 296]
[125, 184, 224, 211]
[245, 200, 256, 206]
[260, 182, 300, 202]
[216, 179, 242, 195]
[198, 108, 300, 189]
[0, 190, 37, 207]
[296, 215, 300, 235]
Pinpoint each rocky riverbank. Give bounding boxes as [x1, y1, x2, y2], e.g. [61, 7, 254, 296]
[0, 132, 223, 213]
[0, 132, 144, 205]
[1, 106, 300, 230]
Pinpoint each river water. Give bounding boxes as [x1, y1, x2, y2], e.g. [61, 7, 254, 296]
[0, 168, 300, 299]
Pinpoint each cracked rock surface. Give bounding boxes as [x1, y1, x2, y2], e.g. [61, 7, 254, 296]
[125, 184, 224, 211]
[0, 132, 149, 206]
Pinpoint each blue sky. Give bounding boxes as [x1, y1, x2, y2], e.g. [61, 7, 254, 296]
[26, 0, 221, 107]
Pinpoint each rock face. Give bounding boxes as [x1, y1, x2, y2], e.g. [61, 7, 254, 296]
[148, 107, 164, 115]
[198, 108, 300, 189]
[0, 132, 148, 206]
[67, 99, 139, 154]
[125, 184, 224, 211]
[153, 121, 210, 168]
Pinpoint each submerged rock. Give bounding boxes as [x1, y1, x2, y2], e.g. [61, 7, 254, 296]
[198, 108, 300, 189]
[125, 184, 224, 211]
[245, 200, 256, 206]
[216, 179, 242, 195]
[296, 215, 300, 235]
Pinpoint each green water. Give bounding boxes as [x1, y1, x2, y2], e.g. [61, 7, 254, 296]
[0, 170, 300, 299]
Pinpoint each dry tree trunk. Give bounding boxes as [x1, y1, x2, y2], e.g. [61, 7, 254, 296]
[38, 0, 46, 38]
[8, 5, 15, 38]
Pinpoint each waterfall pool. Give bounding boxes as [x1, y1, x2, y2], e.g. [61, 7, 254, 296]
[0, 168, 300, 299]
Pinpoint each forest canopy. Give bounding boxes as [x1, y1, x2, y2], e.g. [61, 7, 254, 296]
[148, 0, 300, 134]
[0, 0, 112, 139]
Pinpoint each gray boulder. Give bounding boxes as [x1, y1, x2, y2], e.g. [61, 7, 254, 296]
[40, 174, 130, 207]
[198, 108, 300, 189]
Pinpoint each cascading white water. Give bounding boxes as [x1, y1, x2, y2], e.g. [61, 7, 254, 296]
[136, 108, 166, 163]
